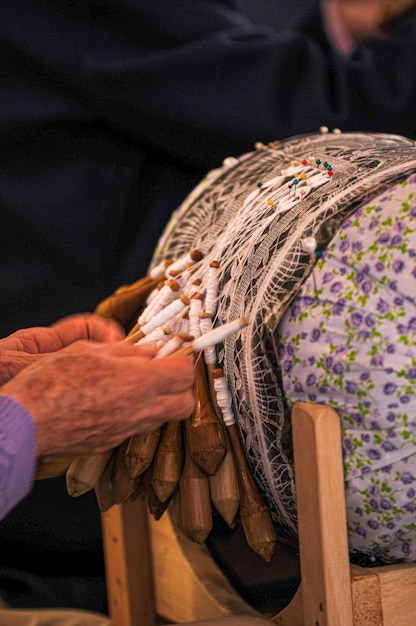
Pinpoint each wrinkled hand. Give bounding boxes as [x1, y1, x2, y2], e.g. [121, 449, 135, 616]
[2, 340, 195, 457]
[0, 313, 124, 385]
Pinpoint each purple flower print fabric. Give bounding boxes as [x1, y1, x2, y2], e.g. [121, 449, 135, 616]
[277, 174, 416, 562]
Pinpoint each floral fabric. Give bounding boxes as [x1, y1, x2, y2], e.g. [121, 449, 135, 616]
[277, 174, 416, 562]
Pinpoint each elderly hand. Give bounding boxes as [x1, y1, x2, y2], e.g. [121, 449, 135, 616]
[0, 313, 125, 385]
[2, 337, 195, 458]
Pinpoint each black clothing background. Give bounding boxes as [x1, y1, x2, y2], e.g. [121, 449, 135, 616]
[2, 0, 415, 336]
[0, 0, 415, 614]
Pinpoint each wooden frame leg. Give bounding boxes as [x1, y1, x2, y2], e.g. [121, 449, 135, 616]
[102, 494, 156, 626]
[292, 402, 354, 626]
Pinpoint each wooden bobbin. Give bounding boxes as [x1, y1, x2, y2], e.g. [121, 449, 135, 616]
[152, 420, 184, 503]
[212, 367, 277, 561]
[111, 440, 142, 505]
[95, 450, 116, 512]
[227, 423, 277, 562]
[142, 466, 172, 521]
[95, 273, 167, 330]
[179, 419, 213, 544]
[188, 357, 226, 476]
[36, 455, 73, 480]
[125, 428, 161, 479]
[208, 428, 240, 527]
[206, 364, 240, 527]
[66, 450, 114, 497]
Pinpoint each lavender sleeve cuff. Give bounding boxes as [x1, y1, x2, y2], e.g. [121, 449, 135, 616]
[0, 395, 37, 520]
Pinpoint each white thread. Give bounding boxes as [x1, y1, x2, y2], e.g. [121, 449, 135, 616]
[213, 373, 235, 426]
[139, 297, 189, 337]
[144, 284, 161, 308]
[204, 263, 220, 315]
[181, 315, 190, 337]
[166, 250, 203, 276]
[149, 259, 171, 280]
[138, 279, 180, 325]
[136, 325, 171, 346]
[155, 333, 186, 359]
[191, 316, 248, 353]
[170, 272, 188, 292]
[199, 315, 216, 365]
[189, 296, 203, 339]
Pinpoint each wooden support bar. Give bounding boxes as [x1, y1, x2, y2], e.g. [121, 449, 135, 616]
[292, 401, 354, 626]
[102, 495, 156, 626]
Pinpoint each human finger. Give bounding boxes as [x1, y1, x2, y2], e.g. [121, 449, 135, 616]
[145, 355, 196, 393]
[51, 313, 125, 345]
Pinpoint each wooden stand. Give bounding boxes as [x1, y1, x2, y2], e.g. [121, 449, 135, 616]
[101, 402, 416, 625]
[276, 403, 416, 626]
[291, 401, 354, 625]
[101, 495, 155, 626]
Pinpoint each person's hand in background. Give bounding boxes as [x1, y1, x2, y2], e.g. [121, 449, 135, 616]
[333, 0, 416, 41]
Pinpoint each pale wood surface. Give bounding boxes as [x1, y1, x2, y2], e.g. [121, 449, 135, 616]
[351, 562, 416, 625]
[102, 495, 156, 626]
[374, 562, 416, 625]
[292, 402, 354, 626]
[350, 565, 383, 625]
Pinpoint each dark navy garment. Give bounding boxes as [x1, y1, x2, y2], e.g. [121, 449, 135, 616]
[0, 0, 415, 614]
[1, 0, 415, 335]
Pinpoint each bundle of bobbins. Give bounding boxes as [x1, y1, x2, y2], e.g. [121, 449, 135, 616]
[58, 127, 416, 566]
[66, 247, 278, 562]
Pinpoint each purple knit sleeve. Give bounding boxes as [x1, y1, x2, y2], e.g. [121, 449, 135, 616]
[0, 395, 37, 520]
